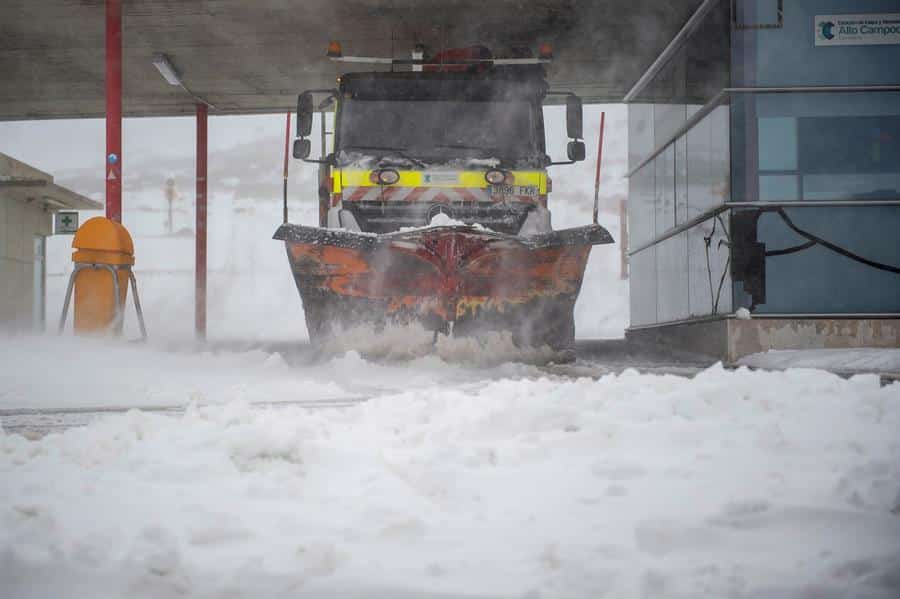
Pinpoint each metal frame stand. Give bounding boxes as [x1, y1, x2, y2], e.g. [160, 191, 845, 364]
[58, 263, 147, 340]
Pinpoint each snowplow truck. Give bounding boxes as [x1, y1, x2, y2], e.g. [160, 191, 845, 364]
[274, 44, 613, 358]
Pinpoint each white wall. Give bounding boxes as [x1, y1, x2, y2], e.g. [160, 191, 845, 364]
[0, 197, 50, 331]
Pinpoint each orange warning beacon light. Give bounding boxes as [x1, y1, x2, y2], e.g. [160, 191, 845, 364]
[327, 40, 343, 58]
[538, 42, 554, 60]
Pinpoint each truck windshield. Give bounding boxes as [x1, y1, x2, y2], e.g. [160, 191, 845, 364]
[337, 99, 542, 167]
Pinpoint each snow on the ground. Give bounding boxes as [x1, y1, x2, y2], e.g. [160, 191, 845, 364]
[2, 337, 900, 598]
[0, 336, 542, 411]
[0, 336, 337, 410]
[740, 348, 900, 375]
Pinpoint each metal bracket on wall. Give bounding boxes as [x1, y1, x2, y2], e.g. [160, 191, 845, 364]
[729, 210, 766, 308]
[732, 0, 783, 30]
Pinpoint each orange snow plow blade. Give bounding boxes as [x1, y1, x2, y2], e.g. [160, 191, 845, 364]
[273, 223, 613, 356]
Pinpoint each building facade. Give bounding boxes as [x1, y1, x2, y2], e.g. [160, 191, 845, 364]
[625, 0, 900, 359]
[0, 153, 101, 332]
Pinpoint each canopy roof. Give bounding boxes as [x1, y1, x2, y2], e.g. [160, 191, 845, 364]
[0, 153, 102, 211]
[1, 0, 701, 119]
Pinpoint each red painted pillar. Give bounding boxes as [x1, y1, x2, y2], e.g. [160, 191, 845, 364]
[195, 103, 208, 340]
[105, 0, 122, 223]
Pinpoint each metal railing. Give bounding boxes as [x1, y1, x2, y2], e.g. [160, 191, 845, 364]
[629, 199, 900, 256]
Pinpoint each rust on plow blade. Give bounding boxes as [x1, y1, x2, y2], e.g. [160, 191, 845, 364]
[273, 223, 614, 355]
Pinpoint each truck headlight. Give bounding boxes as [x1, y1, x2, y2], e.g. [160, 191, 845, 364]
[485, 169, 506, 185]
[375, 169, 400, 185]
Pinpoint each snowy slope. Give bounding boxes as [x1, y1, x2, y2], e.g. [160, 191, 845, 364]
[2, 337, 900, 598]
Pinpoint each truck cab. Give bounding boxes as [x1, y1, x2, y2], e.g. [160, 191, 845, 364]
[294, 50, 586, 237]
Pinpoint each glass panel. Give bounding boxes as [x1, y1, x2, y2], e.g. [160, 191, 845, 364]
[731, 91, 900, 202]
[741, 206, 900, 313]
[684, 3, 732, 100]
[675, 136, 688, 225]
[758, 117, 797, 171]
[629, 247, 658, 326]
[759, 175, 799, 201]
[628, 104, 654, 172]
[655, 146, 675, 235]
[711, 106, 732, 205]
[656, 232, 690, 323]
[803, 173, 900, 201]
[800, 113, 900, 173]
[686, 114, 711, 218]
[628, 164, 656, 248]
[629, 0, 730, 167]
[635, 0, 731, 106]
[338, 99, 541, 166]
[625, 0, 730, 327]
[654, 103, 686, 153]
[687, 105, 731, 219]
[730, 94, 754, 203]
[689, 212, 733, 317]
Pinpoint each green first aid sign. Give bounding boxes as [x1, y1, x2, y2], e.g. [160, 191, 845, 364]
[54, 211, 78, 234]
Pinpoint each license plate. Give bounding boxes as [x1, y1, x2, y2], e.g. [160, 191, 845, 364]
[423, 172, 459, 185]
[491, 184, 538, 197]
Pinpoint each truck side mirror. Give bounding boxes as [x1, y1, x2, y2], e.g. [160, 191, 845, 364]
[566, 95, 583, 140]
[567, 140, 585, 162]
[297, 92, 313, 138]
[293, 138, 311, 159]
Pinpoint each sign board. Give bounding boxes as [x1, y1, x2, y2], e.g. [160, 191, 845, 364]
[815, 14, 900, 46]
[54, 211, 78, 234]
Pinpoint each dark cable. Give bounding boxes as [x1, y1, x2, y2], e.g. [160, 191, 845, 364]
[703, 215, 731, 314]
[765, 240, 816, 257]
[715, 213, 732, 245]
[703, 218, 716, 311]
[714, 256, 731, 314]
[712, 214, 732, 313]
[775, 208, 900, 275]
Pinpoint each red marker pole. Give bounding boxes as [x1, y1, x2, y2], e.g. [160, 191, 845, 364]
[195, 103, 208, 340]
[105, 0, 122, 223]
[592, 111, 605, 225]
[282, 111, 291, 224]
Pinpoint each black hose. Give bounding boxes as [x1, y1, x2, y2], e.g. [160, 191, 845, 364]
[765, 239, 816, 257]
[703, 215, 732, 314]
[774, 208, 900, 275]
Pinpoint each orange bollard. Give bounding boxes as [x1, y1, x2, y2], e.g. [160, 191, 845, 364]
[70, 217, 134, 334]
